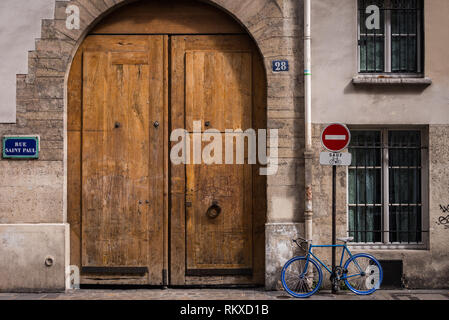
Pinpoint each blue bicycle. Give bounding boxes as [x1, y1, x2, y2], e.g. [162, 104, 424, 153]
[281, 236, 383, 298]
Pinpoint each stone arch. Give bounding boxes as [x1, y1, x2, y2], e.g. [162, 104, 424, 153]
[6, 0, 303, 290]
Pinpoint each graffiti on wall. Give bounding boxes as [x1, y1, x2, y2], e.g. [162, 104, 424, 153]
[436, 205, 449, 229]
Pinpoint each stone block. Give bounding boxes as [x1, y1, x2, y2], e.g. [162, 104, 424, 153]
[0, 161, 63, 224]
[0, 224, 68, 292]
[265, 222, 304, 290]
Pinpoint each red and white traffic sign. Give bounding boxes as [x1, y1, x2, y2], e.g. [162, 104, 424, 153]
[321, 123, 351, 152]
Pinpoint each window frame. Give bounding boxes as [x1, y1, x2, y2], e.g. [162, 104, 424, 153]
[346, 126, 429, 250]
[357, 0, 425, 76]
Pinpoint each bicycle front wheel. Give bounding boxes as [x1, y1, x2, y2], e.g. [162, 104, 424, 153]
[281, 256, 322, 298]
[343, 253, 383, 295]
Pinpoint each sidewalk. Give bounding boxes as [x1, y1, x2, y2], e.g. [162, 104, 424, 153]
[0, 288, 448, 300]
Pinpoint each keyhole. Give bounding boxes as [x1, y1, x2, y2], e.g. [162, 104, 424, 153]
[115, 122, 121, 129]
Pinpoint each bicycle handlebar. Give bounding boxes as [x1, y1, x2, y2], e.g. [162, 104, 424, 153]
[293, 236, 308, 243]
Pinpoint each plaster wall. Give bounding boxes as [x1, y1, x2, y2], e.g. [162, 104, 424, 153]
[0, 0, 56, 123]
[311, 0, 449, 125]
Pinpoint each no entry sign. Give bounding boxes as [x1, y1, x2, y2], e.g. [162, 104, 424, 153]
[321, 123, 351, 152]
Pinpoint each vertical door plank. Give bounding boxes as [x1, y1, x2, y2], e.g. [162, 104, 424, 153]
[68, 130, 81, 267]
[147, 36, 165, 284]
[251, 47, 267, 283]
[170, 36, 187, 285]
[68, 45, 83, 268]
[162, 35, 170, 284]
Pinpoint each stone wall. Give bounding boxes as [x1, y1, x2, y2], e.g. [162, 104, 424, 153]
[310, 124, 449, 289]
[0, 0, 305, 291]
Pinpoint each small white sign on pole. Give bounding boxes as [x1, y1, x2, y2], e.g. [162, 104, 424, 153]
[319, 152, 352, 166]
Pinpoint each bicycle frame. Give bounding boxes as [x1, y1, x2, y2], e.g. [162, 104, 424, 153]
[302, 243, 364, 279]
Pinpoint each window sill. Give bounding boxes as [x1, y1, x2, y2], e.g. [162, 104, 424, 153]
[348, 243, 427, 251]
[352, 76, 432, 86]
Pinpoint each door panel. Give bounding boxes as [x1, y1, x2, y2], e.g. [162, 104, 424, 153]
[80, 36, 165, 285]
[185, 51, 252, 132]
[186, 141, 253, 275]
[171, 35, 264, 284]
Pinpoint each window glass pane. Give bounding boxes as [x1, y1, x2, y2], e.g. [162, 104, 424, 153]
[389, 206, 422, 243]
[368, 206, 383, 242]
[389, 169, 421, 204]
[360, 37, 385, 72]
[349, 207, 382, 243]
[350, 131, 382, 167]
[389, 130, 421, 166]
[392, 36, 417, 72]
[348, 131, 382, 243]
[388, 130, 422, 243]
[390, 0, 422, 73]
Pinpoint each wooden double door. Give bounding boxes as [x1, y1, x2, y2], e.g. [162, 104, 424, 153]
[68, 35, 266, 286]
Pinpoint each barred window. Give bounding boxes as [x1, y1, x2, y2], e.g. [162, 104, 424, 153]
[348, 130, 426, 245]
[358, 0, 424, 74]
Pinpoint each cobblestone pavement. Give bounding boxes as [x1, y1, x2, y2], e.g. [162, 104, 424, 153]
[0, 289, 448, 300]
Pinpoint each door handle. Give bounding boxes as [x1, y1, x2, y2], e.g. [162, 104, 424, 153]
[206, 201, 221, 219]
[154, 121, 160, 128]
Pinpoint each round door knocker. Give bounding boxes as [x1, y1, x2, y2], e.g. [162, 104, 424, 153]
[206, 201, 222, 219]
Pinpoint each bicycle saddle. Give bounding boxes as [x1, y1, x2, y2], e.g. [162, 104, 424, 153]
[336, 237, 354, 243]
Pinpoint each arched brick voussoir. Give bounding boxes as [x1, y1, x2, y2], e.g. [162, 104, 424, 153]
[212, 0, 283, 25]
[207, 0, 296, 61]
[47, 0, 295, 63]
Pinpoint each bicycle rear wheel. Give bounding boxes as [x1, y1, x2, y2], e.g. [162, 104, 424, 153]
[343, 253, 383, 295]
[281, 256, 322, 298]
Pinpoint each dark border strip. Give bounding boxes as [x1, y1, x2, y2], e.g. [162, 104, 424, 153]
[81, 267, 149, 275]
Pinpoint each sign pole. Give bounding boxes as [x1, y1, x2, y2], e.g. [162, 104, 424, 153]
[320, 123, 351, 294]
[331, 165, 337, 294]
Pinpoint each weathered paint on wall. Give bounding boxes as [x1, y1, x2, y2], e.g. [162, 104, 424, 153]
[311, 0, 449, 125]
[0, 0, 55, 123]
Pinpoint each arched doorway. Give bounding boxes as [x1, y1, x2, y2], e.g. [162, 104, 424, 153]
[67, 0, 267, 286]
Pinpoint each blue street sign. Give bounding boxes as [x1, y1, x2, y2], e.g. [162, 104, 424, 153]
[2, 136, 40, 159]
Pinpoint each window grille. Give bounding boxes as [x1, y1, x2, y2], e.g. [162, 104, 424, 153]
[358, 0, 424, 74]
[348, 130, 425, 244]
